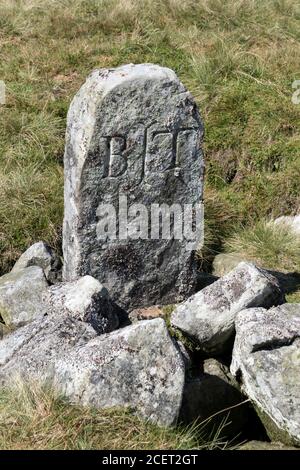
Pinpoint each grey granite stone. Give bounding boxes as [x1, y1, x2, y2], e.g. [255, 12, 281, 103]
[63, 64, 204, 310]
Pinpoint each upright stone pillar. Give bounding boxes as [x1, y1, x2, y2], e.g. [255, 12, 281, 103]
[63, 64, 204, 309]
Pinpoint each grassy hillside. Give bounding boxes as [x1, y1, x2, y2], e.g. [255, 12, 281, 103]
[0, 0, 299, 450]
[0, 0, 299, 275]
[0, 382, 230, 450]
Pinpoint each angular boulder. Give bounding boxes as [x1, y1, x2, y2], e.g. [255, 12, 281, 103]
[54, 318, 185, 426]
[213, 254, 300, 297]
[11, 241, 61, 284]
[171, 262, 284, 355]
[45, 276, 119, 334]
[0, 266, 48, 330]
[0, 314, 97, 383]
[0, 317, 185, 426]
[230, 304, 300, 446]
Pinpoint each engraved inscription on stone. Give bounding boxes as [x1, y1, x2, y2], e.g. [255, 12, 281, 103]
[100, 126, 199, 179]
[145, 126, 199, 175]
[145, 128, 174, 174]
[63, 64, 204, 309]
[100, 135, 127, 178]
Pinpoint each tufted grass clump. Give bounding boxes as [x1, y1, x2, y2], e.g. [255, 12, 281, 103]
[224, 220, 300, 274]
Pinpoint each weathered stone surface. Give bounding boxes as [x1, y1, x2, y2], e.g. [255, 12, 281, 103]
[0, 317, 185, 426]
[212, 252, 247, 277]
[63, 64, 204, 310]
[230, 304, 300, 446]
[213, 254, 300, 297]
[180, 358, 249, 438]
[45, 275, 119, 334]
[171, 262, 284, 355]
[273, 214, 300, 235]
[11, 241, 62, 284]
[54, 318, 185, 426]
[0, 267, 48, 329]
[0, 314, 97, 383]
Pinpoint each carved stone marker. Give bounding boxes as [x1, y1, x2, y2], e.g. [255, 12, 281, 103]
[63, 64, 204, 309]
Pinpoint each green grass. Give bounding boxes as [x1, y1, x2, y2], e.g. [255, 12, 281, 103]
[0, 0, 299, 274]
[223, 220, 300, 302]
[286, 290, 300, 303]
[0, 381, 229, 450]
[224, 220, 300, 273]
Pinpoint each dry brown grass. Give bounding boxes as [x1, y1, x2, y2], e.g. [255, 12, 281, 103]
[0, 0, 299, 272]
[0, 380, 228, 450]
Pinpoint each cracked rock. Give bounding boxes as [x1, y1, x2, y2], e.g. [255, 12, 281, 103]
[171, 262, 284, 355]
[230, 303, 300, 446]
[54, 318, 185, 426]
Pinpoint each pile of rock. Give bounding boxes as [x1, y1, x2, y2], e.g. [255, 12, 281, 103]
[171, 264, 300, 446]
[1, 249, 299, 445]
[0, 242, 184, 426]
[0, 65, 299, 447]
